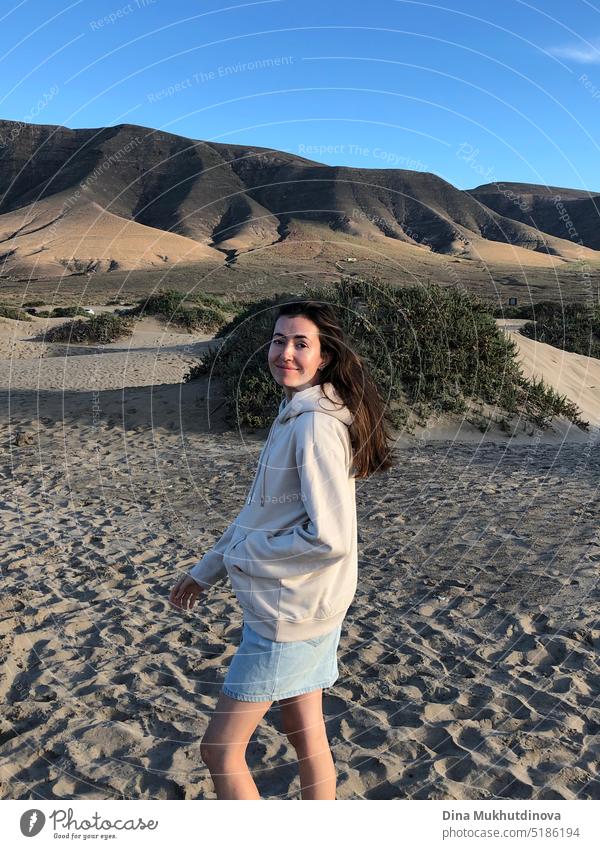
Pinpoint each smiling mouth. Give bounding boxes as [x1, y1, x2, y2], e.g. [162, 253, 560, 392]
[277, 365, 297, 370]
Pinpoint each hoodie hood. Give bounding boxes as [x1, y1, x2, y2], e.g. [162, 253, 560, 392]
[252, 382, 354, 508]
[277, 381, 354, 426]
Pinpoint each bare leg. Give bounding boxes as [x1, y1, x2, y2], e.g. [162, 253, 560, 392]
[200, 692, 273, 799]
[279, 688, 337, 800]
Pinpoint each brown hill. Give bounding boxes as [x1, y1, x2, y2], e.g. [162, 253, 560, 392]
[468, 182, 600, 251]
[0, 120, 598, 279]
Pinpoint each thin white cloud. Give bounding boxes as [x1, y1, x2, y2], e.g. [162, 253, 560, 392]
[546, 37, 600, 64]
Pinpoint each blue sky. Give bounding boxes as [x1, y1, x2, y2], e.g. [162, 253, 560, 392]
[2, 0, 600, 191]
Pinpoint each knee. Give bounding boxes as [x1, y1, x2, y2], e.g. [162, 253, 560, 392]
[286, 728, 329, 756]
[285, 729, 302, 752]
[200, 738, 245, 770]
[200, 739, 215, 767]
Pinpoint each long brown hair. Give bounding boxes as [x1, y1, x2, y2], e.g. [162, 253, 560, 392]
[272, 299, 396, 478]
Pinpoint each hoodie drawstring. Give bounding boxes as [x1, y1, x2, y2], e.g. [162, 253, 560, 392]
[247, 384, 351, 508]
[260, 421, 278, 506]
[247, 420, 278, 506]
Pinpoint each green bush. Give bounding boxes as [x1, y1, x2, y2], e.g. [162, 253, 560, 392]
[184, 278, 589, 433]
[517, 301, 600, 360]
[492, 304, 528, 319]
[44, 313, 135, 344]
[130, 289, 187, 317]
[174, 304, 229, 332]
[126, 288, 230, 333]
[0, 304, 32, 321]
[23, 300, 45, 308]
[518, 374, 585, 430]
[51, 306, 89, 318]
[190, 291, 233, 310]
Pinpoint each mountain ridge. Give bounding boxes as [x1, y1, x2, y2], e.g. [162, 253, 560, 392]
[0, 119, 598, 279]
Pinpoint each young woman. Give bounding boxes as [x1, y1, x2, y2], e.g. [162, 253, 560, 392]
[170, 299, 395, 800]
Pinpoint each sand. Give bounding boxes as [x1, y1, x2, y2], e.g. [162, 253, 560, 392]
[0, 313, 599, 800]
[497, 319, 600, 430]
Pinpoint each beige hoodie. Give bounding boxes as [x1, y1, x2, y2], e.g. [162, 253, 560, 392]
[188, 381, 357, 642]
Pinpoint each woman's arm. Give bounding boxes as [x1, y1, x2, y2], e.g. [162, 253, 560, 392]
[188, 520, 237, 588]
[224, 413, 354, 579]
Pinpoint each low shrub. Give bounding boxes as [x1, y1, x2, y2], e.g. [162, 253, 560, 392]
[0, 304, 32, 321]
[44, 313, 135, 344]
[52, 306, 89, 318]
[126, 288, 230, 333]
[184, 278, 589, 433]
[518, 301, 600, 360]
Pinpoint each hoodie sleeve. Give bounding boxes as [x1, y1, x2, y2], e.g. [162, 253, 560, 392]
[225, 413, 354, 579]
[187, 521, 237, 589]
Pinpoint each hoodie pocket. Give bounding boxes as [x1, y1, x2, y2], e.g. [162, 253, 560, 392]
[229, 564, 253, 607]
[228, 565, 280, 620]
[279, 570, 337, 622]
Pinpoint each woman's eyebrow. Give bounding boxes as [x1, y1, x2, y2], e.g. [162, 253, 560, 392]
[272, 333, 310, 340]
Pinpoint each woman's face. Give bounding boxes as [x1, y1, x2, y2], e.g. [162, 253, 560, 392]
[268, 314, 331, 398]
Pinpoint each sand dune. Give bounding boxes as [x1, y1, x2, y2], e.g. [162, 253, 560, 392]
[497, 320, 600, 428]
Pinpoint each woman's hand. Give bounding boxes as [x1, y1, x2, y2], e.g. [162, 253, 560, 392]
[169, 575, 205, 611]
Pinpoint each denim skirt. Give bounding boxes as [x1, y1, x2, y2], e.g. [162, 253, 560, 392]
[222, 620, 343, 702]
